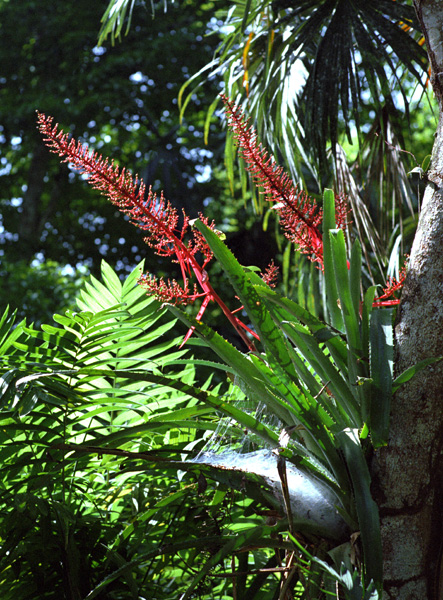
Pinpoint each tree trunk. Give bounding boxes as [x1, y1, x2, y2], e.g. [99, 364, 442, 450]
[372, 3, 443, 598]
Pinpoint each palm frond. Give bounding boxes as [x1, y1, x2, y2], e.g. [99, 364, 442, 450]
[98, 0, 178, 46]
[180, 0, 427, 184]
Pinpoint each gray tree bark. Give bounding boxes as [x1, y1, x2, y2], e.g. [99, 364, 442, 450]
[372, 2, 443, 598]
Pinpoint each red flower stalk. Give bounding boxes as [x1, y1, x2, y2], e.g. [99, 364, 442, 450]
[372, 262, 408, 308]
[36, 112, 258, 351]
[221, 95, 348, 268]
[36, 113, 211, 281]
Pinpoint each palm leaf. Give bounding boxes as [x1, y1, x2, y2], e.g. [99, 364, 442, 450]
[179, 0, 427, 183]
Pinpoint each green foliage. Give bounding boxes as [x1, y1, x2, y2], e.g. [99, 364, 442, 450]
[99, 0, 138, 46]
[0, 262, 215, 598]
[1, 261, 317, 599]
[179, 0, 427, 173]
[3, 2, 437, 597]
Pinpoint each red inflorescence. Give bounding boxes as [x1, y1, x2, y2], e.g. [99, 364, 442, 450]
[36, 112, 214, 289]
[36, 111, 259, 350]
[260, 260, 279, 289]
[372, 263, 408, 308]
[138, 274, 202, 306]
[37, 99, 403, 352]
[221, 95, 348, 268]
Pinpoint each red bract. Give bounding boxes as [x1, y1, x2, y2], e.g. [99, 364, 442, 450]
[36, 112, 258, 351]
[221, 95, 348, 268]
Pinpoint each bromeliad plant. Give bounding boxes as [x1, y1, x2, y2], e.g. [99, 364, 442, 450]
[34, 98, 411, 597]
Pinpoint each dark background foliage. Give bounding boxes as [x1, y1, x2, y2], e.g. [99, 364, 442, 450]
[0, 0, 225, 311]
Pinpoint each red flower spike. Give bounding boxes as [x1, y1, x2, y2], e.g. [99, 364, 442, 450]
[261, 260, 279, 288]
[36, 112, 258, 352]
[372, 262, 408, 308]
[138, 274, 202, 306]
[221, 96, 349, 267]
